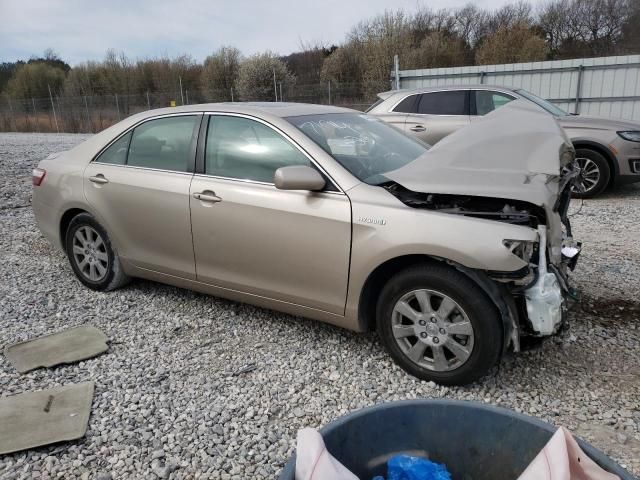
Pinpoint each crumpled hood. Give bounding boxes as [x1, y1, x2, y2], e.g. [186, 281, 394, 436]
[384, 100, 574, 207]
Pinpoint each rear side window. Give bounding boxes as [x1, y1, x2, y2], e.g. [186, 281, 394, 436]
[205, 115, 310, 183]
[127, 116, 198, 172]
[474, 90, 515, 115]
[417, 91, 468, 115]
[392, 95, 418, 113]
[96, 132, 131, 165]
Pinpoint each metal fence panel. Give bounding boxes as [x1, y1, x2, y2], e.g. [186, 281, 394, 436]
[396, 54, 640, 121]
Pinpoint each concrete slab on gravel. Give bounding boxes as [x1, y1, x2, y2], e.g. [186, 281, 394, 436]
[0, 382, 94, 455]
[4, 325, 108, 373]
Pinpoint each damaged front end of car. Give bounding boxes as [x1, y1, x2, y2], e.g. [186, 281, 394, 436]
[382, 100, 583, 351]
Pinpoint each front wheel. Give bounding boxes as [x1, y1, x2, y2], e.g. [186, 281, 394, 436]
[572, 148, 610, 198]
[65, 213, 130, 291]
[376, 264, 503, 386]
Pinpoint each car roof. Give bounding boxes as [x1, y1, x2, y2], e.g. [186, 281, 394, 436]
[378, 85, 519, 98]
[129, 102, 354, 121]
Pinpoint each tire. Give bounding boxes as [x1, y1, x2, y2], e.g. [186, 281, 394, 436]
[572, 148, 610, 198]
[376, 263, 503, 386]
[64, 213, 130, 291]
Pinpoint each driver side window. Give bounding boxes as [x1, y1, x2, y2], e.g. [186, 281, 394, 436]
[205, 115, 310, 183]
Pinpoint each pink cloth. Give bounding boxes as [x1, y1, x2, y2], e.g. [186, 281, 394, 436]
[295, 428, 358, 480]
[517, 427, 620, 480]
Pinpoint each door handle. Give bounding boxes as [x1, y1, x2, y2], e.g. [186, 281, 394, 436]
[409, 125, 426, 132]
[89, 174, 109, 184]
[193, 191, 222, 203]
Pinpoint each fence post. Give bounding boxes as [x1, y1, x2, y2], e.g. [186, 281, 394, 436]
[115, 93, 120, 120]
[6, 94, 16, 132]
[480, 71, 486, 84]
[394, 54, 400, 90]
[84, 96, 91, 133]
[48, 84, 59, 134]
[32, 97, 38, 133]
[574, 65, 584, 114]
[273, 68, 278, 101]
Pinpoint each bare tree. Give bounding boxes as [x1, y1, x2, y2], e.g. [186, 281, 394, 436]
[236, 52, 295, 101]
[201, 46, 241, 101]
[476, 22, 548, 64]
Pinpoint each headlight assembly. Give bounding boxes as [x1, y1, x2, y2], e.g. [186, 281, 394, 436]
[503, 239, 535, 262]
[617, 131, 640, 142]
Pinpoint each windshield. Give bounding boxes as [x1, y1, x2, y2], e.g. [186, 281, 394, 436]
[515, 89, 568, 117]
[286, 113, 428, 183]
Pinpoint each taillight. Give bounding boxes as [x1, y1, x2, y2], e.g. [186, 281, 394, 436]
[32, 168, 46, 186]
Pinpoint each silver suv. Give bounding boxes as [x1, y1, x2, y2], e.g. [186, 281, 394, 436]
[368, 85, 640, 197]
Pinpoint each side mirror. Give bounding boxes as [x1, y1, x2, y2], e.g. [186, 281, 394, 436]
[274, 165, 326, 191]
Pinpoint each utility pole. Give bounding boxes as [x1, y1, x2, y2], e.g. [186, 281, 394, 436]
[273, 68, 278, 102]
[186, 90, 189, 105]
[115, 93, 120, 120]
[230, 88, 234, 102]
[179, 76, 184, 105]
[328, 81, 331, 104]
[48, 84, 59, 134]
[279, 82, 283, 102]
[146, 91, 151, 110]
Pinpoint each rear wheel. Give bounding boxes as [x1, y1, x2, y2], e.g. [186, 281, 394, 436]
[572, 148, 610, 198]
[376, 264, 503, 386]
[65, 213, 129, 291]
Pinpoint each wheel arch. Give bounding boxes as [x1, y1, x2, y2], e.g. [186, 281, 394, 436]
[60, 208, 90, 249]
[357, 254, 518, 353]
[572, 140, 619, 186]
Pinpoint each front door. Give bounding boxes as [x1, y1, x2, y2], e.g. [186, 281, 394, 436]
[190, 114, 351, 314]
[84, 114, 201, 279]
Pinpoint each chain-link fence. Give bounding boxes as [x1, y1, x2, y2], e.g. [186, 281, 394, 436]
[0, 82, 376, 134]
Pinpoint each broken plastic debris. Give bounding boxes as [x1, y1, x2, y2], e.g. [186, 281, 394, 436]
[562, 246, 580, 258]
[372, 455, 451, 480]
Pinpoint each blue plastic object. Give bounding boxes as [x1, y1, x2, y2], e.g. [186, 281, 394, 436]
[385, 455, 451, 480]
[278, 400, 635, 480]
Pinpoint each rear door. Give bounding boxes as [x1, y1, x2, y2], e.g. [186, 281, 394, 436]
[405, 90, 470, 144]
[189, 114, 352, 314]
[470, 90, 516, 122]
[84, 114, 201, 279]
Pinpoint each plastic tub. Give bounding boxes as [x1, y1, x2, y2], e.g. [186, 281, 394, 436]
[279, 399, 635, 479]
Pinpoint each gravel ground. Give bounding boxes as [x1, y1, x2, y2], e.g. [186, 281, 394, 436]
[0, 132, 638, 479]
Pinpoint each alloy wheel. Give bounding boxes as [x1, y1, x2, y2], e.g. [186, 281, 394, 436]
[391, 289, 475, 372]
[576, 157, 601, 194]
[72, 226, 109, 282]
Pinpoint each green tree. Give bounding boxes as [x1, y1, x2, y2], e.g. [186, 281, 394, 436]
[5, 62, 66, 98]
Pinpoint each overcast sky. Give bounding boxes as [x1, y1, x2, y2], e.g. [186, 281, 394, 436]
[2, 0, 533, 65]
